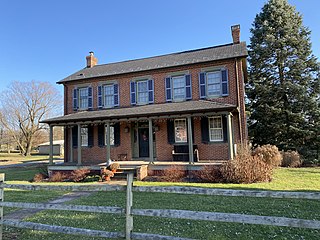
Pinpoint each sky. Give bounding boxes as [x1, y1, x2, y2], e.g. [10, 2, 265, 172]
[0, 0, 319, 95]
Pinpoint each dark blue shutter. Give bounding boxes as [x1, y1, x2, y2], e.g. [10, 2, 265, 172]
[222, 115, 228, 142]
[130, 81, 136, 105]
[199, 72, 206, 99]
[185, 74, 192, 100]
[221, 69, 229, 96]
[98, 85, 103, 109]
[201, 117, 209, 144]
[88, 86, 93, 110]
[165, 77, 172, 102]
[98, 124, 105, 147]
[72, 126, 78, 148]
[73, 88, 78, 111]
[148, 79, 154, 103]
[114, 83, 119, 107]
[88, 125, 94, 147]
[167, 119, 175, 144]
[114, 123, 120, 147]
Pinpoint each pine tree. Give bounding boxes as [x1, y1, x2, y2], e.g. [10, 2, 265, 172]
[246, 0, 320, 162]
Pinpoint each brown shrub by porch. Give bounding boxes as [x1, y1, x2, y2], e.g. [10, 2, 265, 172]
[221, 155, 272, 184]
[161, 165, 186, 182]
[49, 172, 69, 182]
[69, 168, 91, 182]
[192, 165, 223, 183]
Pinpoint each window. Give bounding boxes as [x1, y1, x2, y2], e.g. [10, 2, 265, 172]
[137, 80, 149, 104]
[104, 85, 115, 108]
[79, 87, 88, 109]
[207, 71, 221, 96]
[105, 126, 115, 146]
[81, 127, 88, 146]
[165, 74, 191, 102]
[174, 119, 187, 143]
[172, 76, 186, 100]
[209, 116, 223, 141]
[199, 69, 228, 99]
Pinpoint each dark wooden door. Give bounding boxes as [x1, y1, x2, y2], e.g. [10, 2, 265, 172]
[138, 128, 149, 158]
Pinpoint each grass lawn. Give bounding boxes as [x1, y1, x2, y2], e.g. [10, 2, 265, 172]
[1, 166, 320, 239]
[0, 153, 61, 166]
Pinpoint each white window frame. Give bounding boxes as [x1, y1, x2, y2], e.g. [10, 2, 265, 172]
[208, 116, 223, 142]
[136, 80, 149, 105]
[105, 126, 115, 146]
[172, 76, 186, 101]
[78, 87, 89, 109]
[103, 84, 115, 108]
[206, 71, 222, 97]
[81, 127, 88, 146]
[174, 118, 187, 143]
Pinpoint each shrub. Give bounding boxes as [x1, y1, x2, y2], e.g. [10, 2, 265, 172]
[192, 165, 223, 183]
[108, 162, 120, 171]
[221, 154, 272, 184]
[252, 144, 282, 167]
[161, 165, 186, 182]
[281, 151, 302, 167]
[49, 172, 69, 182]
[70, 168, 91, 182]
[32, 173, 46, 182]
[101, 167, 114, 181]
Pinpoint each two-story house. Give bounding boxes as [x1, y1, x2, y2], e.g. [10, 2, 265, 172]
[43, 25, 248, 175]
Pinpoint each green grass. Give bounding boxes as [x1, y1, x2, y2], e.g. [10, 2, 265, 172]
[1, 166, 320, 239]
[0, 153, 61, 165]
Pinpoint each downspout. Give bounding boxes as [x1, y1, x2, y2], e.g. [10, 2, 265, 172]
[235, 58, 243, 144]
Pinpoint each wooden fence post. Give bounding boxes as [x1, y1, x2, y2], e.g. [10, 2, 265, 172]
[125, 172, 133, 240]
[0, 173, 5, 240]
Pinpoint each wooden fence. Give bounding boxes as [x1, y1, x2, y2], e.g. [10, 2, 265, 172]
[0, 172, 320, 240]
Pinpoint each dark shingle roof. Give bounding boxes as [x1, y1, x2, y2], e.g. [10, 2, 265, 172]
[42, 100, 236, 124]
[58, 42, 247, 83]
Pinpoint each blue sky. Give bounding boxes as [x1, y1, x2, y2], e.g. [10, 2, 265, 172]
[0, 0, 319, 94]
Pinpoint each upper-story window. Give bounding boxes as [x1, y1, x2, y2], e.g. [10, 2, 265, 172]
[199, 69, 229, 99]
[98, 83, 119, 109]
[130, 79, 154, 105]
[73, 86, 93, 111]
[165, 74, 191, 102]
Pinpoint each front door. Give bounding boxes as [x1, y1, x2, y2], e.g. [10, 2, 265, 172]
[138, 128, 149, 158]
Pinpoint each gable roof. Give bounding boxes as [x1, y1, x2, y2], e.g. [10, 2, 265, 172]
[42, 100, 236, 124]
[58, 42, 247, 83]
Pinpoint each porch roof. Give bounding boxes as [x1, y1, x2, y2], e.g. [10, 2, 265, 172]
[42, 100, 237, 125]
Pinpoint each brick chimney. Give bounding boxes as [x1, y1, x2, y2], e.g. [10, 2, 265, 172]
[231, 25, 240, 44]
[86, 51, 98, 68]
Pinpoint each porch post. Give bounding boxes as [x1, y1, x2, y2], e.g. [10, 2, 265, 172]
[77, 123, 82, 165]
[106, 122, 111, 162]
[69, 126, 73, 163]
[49, 125, 53, 165]
[226, 113, 234, 160]
[187, 116, 194, 164]
[148, 119, 154, 164]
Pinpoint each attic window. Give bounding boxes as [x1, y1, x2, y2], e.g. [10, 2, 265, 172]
[78, 73, 84, 76]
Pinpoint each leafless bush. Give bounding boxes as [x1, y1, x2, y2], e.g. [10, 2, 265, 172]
[252, 144, 282, 167]
[192, 165, 223, 183]
[281, 151, 302, 167]
[32, 173, 46, 182]
[49, 172, 69, 182]
[161, 165, 186, 182]
[70, 168, 91, 182]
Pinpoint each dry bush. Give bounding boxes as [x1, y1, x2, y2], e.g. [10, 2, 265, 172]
[252, 144, 282, 167]
[161, 165, 186, 182]
[70, 168, 90, 182]
[32, 173, 46, 182]
[108, 163, 120, 171]
[221, 154, 273, 184]
[192, 165, 223, 183]
[281, 151, 302, 167]
[49, 172, 69, 182]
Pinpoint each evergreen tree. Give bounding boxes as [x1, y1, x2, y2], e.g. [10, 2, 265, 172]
[246, 0, 320, 162]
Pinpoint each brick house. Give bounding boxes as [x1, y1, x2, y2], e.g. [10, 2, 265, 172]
[43, 25, 248, 174]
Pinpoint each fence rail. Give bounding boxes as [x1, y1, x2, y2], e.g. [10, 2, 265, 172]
[0, 173, 319, 240]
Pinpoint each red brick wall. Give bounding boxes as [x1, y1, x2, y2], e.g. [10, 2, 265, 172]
[63, 57, 247, 163]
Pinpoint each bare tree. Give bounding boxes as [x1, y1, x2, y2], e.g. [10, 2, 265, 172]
[0, 81, 62, 156]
